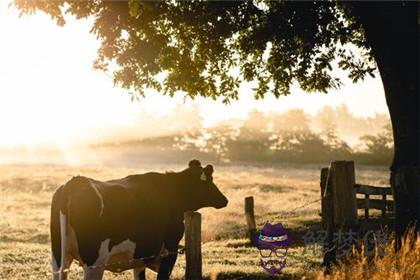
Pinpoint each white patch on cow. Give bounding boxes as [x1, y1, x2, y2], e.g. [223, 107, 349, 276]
[83, 266, 105, 280]
[52, 252, 59, 271]
[57, 210, 71, 280]
[80, 238, 168, 276]
[53, 211, 76, 280]
[108, 239, 137, 256]
[88, 239, 137, 269]
[51, 252, 59, 280]
[59, 211, 67, 270]
[89, 182, 104, 216]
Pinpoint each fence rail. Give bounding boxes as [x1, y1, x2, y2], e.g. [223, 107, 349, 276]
[354, 184, 392, 195]
[354, 183, 393, 218]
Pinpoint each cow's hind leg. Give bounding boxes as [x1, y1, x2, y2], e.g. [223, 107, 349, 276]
[51, 209, 73, 280]
[83, 266, 105, 280]
[52, 253, 73, 280]
[133, 267, 146, 280]
[52, 252, 60, 280]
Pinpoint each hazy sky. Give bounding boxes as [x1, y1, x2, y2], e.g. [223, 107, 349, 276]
[0, 1, 389, 148]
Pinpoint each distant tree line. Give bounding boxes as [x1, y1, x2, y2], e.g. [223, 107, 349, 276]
[103, 106, 392, 166]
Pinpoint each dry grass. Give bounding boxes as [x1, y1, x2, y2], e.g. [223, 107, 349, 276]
[0, 163, 392, 279]
[307, 233, 420, 280]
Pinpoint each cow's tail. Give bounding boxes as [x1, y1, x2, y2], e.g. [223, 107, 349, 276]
[51, 184, 67, 279]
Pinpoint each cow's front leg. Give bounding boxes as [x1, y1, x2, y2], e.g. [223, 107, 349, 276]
[133, 267, 146, 280]
[83, 266, 105, 280]
[157, 249, 177, 280]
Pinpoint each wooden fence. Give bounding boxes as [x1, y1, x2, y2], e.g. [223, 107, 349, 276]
[184, 197, 268, 279]
[320, 161, 394, 223]
[354, 183, 393, 219]
[320, 160, 394, 266]
[184, 211, 202, 280]
[185, 204, 259, 279]
[184, 161, 394, 277]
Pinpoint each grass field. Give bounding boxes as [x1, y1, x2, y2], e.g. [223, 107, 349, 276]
[0, 162, 390, 279]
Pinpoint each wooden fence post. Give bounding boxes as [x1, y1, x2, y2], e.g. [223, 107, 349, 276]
[184, 211, 202, 280]
[365, 194, 370, 219]
[245, 196, 257, 245]
[382, 194, 386, 217]
[330, 161, 357, 229]
[320, 167, 336, 269]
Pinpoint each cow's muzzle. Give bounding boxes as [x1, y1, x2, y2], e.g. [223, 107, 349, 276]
[215, 196, 228, 209]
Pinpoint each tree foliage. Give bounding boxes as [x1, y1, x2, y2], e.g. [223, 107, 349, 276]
[360, 124, 393, 156]
[14, 1, 376, 102]
[116, 108, 390, 165]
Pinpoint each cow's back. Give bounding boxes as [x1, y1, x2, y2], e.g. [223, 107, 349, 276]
[59, 174, 171, 267]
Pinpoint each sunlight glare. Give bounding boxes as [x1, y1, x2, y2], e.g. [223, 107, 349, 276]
[0, 1, 389, 151]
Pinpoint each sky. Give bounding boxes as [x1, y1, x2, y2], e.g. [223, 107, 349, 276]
[0, 1, 389, 149]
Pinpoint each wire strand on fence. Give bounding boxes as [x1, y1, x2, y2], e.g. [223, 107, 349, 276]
[49, 247, 185, 275]
[286, 198, 322, 215]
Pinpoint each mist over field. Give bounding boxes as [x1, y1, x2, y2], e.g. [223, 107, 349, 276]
[1, 1, 419, 279]
[0, 105, 391, 167]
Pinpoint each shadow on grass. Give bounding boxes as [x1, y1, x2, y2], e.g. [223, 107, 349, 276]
[223, 219, 323, 249]
[0, 233, 49, 244]
[230, 184, 296, 193]
[225, 240, 255, 248]
[286, 219, 323, 248]
[203, 271, 299, 280]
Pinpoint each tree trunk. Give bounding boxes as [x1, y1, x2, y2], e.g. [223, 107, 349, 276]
[352, 2, 419, 247]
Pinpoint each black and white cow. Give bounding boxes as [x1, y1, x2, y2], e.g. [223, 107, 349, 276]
[50, 160, 228, 280]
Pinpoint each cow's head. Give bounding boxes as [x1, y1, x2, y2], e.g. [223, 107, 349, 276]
[181, 159, 228, 211]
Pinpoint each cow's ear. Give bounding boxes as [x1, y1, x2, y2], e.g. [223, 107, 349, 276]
[188, 159, 201, 168]
[204, 164, 214, 176]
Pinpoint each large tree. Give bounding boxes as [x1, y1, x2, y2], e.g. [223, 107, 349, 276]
[14, 1, 418, 243]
